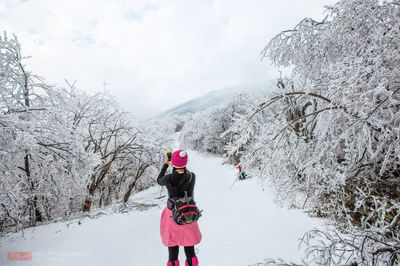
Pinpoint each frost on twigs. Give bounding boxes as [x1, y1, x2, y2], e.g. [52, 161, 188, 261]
[180, 92, 259, 161]
[301, 229, 400, 265]
[115, 201, 159, 213]
[226, 0, 400, 263]
[0, 31, 163, 234]
[248, 259, 301, 266]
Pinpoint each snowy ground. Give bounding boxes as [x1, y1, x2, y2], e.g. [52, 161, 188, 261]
[1, 151, 326, 266]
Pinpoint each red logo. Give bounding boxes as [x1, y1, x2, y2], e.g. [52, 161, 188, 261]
[7, 251, 32, 261]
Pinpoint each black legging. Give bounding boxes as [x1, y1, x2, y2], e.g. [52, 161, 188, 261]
[168, 246, 195, 261]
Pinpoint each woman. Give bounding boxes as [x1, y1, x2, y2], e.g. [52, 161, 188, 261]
[157, 150, 201, 266]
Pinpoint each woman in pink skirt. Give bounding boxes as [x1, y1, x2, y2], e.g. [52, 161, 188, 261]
[157, 150, 202, 266]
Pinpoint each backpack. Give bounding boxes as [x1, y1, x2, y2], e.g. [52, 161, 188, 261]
[167, 172, 202, 225]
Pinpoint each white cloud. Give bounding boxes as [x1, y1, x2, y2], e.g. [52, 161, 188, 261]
[0, 0, 337, 119]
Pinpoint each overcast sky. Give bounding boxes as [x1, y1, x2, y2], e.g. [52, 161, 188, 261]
[0, 0, 336, 119]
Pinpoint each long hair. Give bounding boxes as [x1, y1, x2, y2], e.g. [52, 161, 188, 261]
[172, 167, 186, 173]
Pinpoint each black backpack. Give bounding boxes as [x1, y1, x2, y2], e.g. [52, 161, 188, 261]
[167, 172, 202, 225]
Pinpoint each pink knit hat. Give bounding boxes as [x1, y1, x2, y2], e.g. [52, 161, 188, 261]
[171, 150, 188, 168]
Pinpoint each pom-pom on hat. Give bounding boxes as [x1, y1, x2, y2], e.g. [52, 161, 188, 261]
[171, 150, 188, 168]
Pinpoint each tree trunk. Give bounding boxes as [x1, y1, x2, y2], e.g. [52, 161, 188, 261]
[83, 153, 118, 212]
[83, 182, 96, 212]
[24, 152, 43, 223]
[20, 60, 42, 223]
[123, 164, 149, 203]
[83, 198, 92, 212]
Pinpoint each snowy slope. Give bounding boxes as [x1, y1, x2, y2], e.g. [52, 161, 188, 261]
[156, 86, 265, 119]
[0, 151, 326, 266]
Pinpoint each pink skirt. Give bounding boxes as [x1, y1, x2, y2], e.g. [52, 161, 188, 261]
[160, 207, 202, 247]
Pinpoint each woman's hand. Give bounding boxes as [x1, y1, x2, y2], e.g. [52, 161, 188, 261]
[164, 157, 169, 165]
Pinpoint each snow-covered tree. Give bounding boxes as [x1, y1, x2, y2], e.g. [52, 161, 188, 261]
[0, 32, 163, 233]
[226, 0, 400, 263]
[0, 33, 96, 231]
[180, 93, 256, 158]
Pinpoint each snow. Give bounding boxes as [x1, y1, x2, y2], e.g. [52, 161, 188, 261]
[0, 151, 326, 265]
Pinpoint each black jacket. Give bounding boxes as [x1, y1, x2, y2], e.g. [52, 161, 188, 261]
[157, 164, 195, 199]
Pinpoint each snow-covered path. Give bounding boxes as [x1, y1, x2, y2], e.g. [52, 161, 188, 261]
[1, 151, 325, 266]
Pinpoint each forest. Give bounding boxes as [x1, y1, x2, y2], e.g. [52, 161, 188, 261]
[1, 0, 400, 265]
[180, 0, 400, 264]
[0, 32, 171, 233]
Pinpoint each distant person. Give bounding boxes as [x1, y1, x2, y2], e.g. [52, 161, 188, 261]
[157, 150, 202, 266]
[235, 161, 246, 180]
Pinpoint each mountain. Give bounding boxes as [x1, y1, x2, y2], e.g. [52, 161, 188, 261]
[157, 85, 264, 118]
